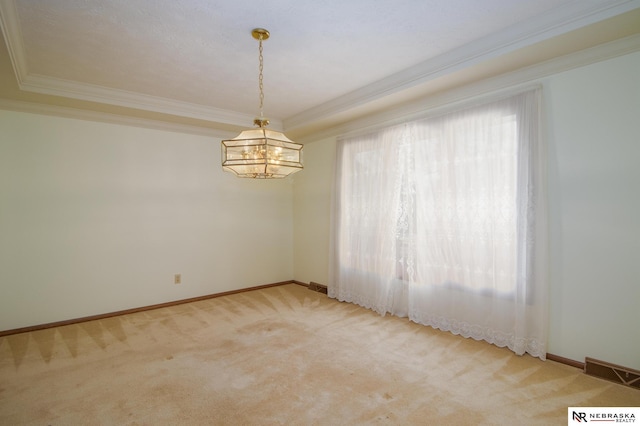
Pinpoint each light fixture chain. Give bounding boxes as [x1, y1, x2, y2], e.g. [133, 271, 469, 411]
[258, 38, 264, 117]
[221, 28, 303, 179]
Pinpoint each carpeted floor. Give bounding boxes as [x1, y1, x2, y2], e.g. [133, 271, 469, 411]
[0, 284, 638, 425]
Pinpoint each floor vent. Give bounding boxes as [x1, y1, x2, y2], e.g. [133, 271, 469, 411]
[585, 357, 640, 390]
[308, 282, 328, 294]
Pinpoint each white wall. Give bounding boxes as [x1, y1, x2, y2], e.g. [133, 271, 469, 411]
[293, 51, 640, 369]
[544, 51, 640, 369]
[293, 138, 335, 285]
[0, 111, 294, 331]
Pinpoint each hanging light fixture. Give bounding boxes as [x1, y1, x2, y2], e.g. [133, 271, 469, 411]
[221, 28, 303, 179]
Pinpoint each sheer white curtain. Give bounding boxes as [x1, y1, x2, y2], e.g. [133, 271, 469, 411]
[329, 88, 548, 359]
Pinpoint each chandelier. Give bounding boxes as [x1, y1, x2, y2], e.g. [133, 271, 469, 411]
[221, 28, 303, 179]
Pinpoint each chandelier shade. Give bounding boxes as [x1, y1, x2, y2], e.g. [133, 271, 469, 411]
[221, 127, 303, 179]
[221, 28, 303, 179]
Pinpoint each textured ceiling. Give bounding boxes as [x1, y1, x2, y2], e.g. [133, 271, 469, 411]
[1, 0, 639, 139]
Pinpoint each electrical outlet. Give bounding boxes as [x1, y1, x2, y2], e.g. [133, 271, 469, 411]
[174, 274, 181, 284]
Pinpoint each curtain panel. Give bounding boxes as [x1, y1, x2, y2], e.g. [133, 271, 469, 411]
[329, 88, 548, 359]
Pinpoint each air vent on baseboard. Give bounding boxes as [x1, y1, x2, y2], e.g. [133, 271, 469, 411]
[308, 282, 328, 294]
[585, 357, 640, 390]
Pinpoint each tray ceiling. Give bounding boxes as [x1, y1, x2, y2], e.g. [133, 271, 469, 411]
[1, 0, 639, 139]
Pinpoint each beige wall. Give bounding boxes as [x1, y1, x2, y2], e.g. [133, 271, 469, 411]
[293, 51, 640, 369]
[293, 138, 335, 286]
[0, 112, 294, 330]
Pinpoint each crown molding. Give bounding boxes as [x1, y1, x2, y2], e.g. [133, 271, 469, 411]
[17, 73, 276, 129]
[0, 0, 27, 82]
[285, 0, 640, 131]
[0, 98, 238, 139]
[296, 34, 640, 144]
[0, 0, 283, 131]
[2, 35, 637, 144]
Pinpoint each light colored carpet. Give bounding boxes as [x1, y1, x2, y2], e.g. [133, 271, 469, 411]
[0, 284, 638, 425]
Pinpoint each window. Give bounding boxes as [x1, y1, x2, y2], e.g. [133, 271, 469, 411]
[338, 108, 518, 294]
[329, 88, 548, 359]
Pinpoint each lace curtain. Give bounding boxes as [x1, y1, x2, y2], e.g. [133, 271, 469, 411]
[329, 88, 548, 359]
